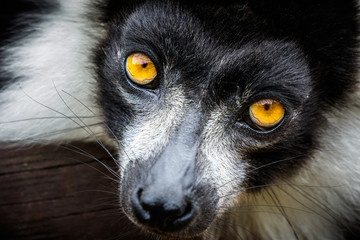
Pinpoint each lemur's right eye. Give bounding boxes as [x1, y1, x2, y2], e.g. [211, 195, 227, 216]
[244, 99, 285, 131]
[125, 53, 157, 86]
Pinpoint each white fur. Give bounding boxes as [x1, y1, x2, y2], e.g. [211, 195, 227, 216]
[213, 88, 360, 239]
[118, 86, 187, 169]
[1, 1, 359, 239]
[0, 0, 106, 143]
[201, 105, 248, 207]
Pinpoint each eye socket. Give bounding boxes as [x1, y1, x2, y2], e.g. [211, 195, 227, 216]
[125, 53, 157, 86]
[246, 99, 285, 131]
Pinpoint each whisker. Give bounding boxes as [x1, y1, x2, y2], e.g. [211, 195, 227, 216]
[265, 187, 300, 240]
[19, 87, 104, 140]
[62, 90, 97, 115]
[13, 122, 105, 143]
[80, 189, 119, 197]
[218, 204, 315, 215]
[214, 216, 249, 240]
[64, 155, 120, 184]
[219, 209, 286, 216]
[215, 154, 309, 195]
[217, 180, 345, 203]
[62, 144, 121, 180]
[64, 139, 120, 170]
[52, 81, 120, 168]
[61, 90, 135, 163]
[0, 115, 99, 124]
[277, 178, 347, 228]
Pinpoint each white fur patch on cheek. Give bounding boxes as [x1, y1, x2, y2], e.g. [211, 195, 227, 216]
[201, 107, 248, 206]
[118, 89, 186, 170]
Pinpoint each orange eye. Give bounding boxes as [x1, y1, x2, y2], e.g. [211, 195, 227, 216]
[125, 53, 157, 85]
[249, 99, 285, 130]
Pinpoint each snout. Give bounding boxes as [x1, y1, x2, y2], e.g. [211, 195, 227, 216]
[131, 184, 196, 232]
[127, 138, 200, 234]
[119, 114, 221, 237]
[120, 139, 218, 237]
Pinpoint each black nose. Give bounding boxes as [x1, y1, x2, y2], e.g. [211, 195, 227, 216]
[132, 186, 195, 232]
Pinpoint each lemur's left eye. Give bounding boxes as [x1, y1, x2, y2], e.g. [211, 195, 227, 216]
[125, 53, 157, 86]
[247, 99, 285, 130]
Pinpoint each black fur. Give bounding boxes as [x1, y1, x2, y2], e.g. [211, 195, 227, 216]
[97, 0, 358, 189]
[95, 0, 359, 237]
[1, 0, 358, 238]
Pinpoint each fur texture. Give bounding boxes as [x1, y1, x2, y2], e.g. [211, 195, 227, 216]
[0, 0, 105, 143]
[1, 0, 359, 239]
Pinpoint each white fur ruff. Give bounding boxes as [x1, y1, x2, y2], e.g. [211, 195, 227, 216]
[0, 0, 106, 143]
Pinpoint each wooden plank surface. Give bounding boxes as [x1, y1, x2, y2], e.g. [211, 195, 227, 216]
[0, 142, 149, 240]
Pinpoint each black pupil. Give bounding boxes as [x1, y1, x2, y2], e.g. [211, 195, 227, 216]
[141, 62, 148, 68]
[264, 104, 270, 111]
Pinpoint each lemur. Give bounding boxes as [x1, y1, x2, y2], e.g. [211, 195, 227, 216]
[0, 0, 359, 239]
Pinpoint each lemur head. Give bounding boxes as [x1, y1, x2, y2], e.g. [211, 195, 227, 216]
[96, 1, 358, 238]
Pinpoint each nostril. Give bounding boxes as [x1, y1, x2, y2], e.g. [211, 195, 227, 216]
[131, 186, 196, 232]
[182, 201, 193, 220]
[164, 201, 194, 230]
[131, 187, 150, 223]
[137, 187, 143, 198]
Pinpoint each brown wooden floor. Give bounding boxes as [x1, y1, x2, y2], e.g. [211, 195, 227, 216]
[0, 142, 150, 240]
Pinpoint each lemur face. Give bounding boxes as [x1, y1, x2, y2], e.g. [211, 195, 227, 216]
[0, 0, 358, 238]
[96, 1, 358, 238]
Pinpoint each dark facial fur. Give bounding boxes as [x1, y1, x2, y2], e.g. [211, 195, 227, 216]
[96, 0, 359, 238]
[0, 0, 359, 239]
